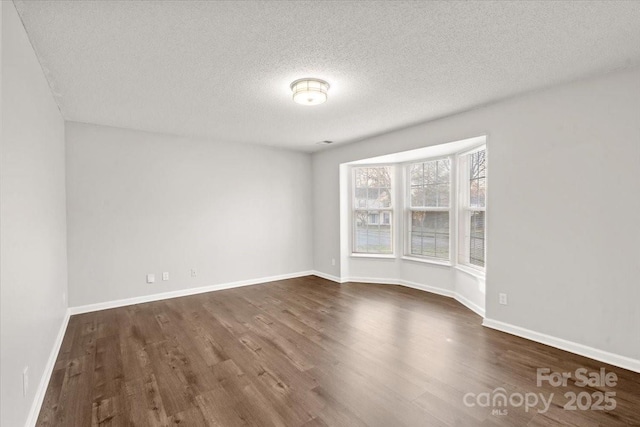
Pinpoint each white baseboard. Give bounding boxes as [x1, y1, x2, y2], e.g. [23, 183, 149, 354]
[69, 270, 314, 315]
[311, 270, 344, 283]
[398, 279, 455, 299]
[313, 271, 485, 317]
[454, 292, 486, 317]
[397, 279, 486, 317]
[25, 309, 71, 427]
[346, 276, 401, 285]
[483, 318, 640, 374]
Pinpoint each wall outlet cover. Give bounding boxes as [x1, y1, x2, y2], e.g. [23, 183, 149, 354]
[499, 293, 508, 305]
[23, 367, 29, 397]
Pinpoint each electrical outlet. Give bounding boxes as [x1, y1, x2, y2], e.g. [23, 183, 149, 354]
[146, 273, 155, 283]
[190, 269, 197, 278]
[162, 272, 169, 281]
[331, 258, 336, 266]
[23, 367, 29, 397]
[499, 293, 508, 305]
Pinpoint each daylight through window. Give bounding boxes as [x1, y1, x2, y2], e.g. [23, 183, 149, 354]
[408, 159, 451, 259]
[353, 167, 393, 254]
[350, 143, 487, 273]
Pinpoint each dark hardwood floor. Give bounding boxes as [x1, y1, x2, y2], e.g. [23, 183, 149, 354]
[37, 276, 640, 426]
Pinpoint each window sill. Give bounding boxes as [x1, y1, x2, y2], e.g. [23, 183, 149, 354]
[350, 253, 396, 260]
[455, 264, 486, 279]
[401, 256, 451, 267]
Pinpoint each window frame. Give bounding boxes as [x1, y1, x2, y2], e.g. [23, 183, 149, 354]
[350, 164, 395, 256]
[403, 154, 454, 263]
[346, 140, 487, 275]
[456, 144, 487, 273]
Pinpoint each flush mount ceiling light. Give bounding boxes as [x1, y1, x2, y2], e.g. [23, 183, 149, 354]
[290, 78, 330, 106]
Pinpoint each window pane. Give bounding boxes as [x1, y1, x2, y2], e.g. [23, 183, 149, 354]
[477, 150, 486, 178]
[470, 179, 479, 207]
[377, 168, 391, 188]
[409, 158, 450, 208]
[411, 186, 424, 207]
[411, 211, 425, 254]
[379, 224, 392, 253]
[469, 150, 487, 180]
[379, 188, 392, 208]
[410, 164, 423, 187]
[355, 211, 368, 252]
[435, 212, 450, 259]
[382, 212, 391, 225]
[470, 152, 479, 179]
[477, 177, 486, 208]
[411, 232, 423, 256]
[424, 161, 436, 184]
[355, 166, 391, 204]
[436, 159, 450, 183]
[367, 188, 380, 208]
[425, 185, 437, 206]
[410, 211, 449, 259]
[468, 149, 486, 208]
[366, 167, 378, 187]
[470, 151, 486, 180]
[470, 211, 485, 267]
[355, 168, 367, 188]
[422, 233, 436, 257]
[436, 233, 450, 258]
[355, 187, 367, 208]
[437, 183, 449, 207]
[354, 167, 393, 254]
[354, 210, 392, 253]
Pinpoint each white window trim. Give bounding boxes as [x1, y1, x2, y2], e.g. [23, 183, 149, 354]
[351, 253, 396, 260]
[455, 264, 486, 279]
[401, 255, 452, 267]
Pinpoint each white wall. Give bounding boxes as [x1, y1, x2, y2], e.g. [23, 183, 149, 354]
[312, 66, 640, 361]
[0, 2, 68, 426]
[66, 122, 313, 307]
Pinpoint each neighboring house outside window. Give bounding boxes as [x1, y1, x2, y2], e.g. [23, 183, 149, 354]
[353, 166, 393, 254]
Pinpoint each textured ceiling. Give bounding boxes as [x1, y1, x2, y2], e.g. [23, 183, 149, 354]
[14, 1, 640, 152]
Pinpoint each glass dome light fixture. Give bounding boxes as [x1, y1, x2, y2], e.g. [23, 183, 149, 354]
[290, 78, 330, 106]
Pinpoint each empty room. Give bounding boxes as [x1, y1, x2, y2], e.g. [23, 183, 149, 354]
[2, 1, 640, 426]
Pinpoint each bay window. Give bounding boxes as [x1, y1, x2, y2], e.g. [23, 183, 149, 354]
[349, 140, 486, 274]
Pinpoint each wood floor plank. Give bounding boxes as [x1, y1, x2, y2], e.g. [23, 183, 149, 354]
[209, 359, 289, 427]
[122, 374, 170, 427]
[36, 276, 640, 426]
[144, 338, 202, 417]
[35, 367, 66, 427]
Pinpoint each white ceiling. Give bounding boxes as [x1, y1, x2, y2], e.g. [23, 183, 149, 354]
[14, 1, 640, 152]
